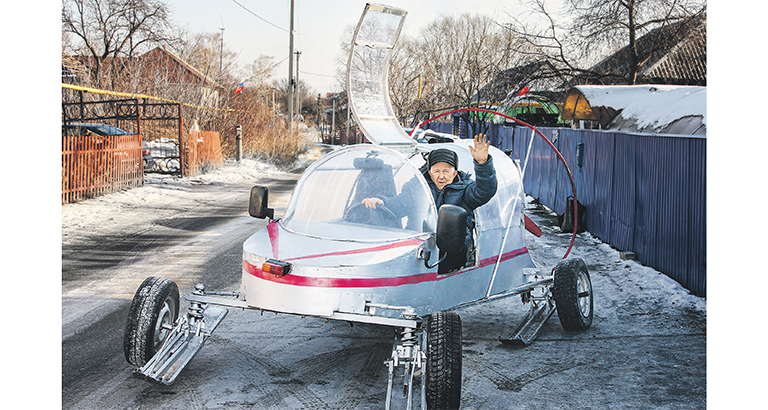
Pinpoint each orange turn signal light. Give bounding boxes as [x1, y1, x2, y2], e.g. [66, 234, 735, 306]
[262, 258, 292, 276]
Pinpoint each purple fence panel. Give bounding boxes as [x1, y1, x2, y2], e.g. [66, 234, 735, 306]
[500, 125, 705, 296]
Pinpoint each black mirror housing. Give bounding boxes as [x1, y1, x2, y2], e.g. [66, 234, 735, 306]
[436, 204, 467, 254]
[249, 186, 274, 219]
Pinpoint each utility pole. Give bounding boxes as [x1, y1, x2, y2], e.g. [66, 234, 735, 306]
[219, 17, 224, 75]
[317, 93, 322, 140]
[331, 96, 336, 145]
[346, 97, 351, 144]
[287, 0, 295, 139]
[295, 51, 302, 120]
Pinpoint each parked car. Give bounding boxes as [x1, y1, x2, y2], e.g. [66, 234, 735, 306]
[142, 141, 156, 173]
[62, 122, 154, 172]
[62, 122, 130, 137]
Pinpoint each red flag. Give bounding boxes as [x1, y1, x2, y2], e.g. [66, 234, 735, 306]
[516, 84, 529, 97]
[233, 81, 245, 94]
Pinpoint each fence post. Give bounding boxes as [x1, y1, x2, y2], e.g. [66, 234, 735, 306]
[235, 125, 242, 162]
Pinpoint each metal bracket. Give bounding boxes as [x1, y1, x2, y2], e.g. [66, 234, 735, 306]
[499, 299, 555, 346]
[385, 328, 427, 410]
[500, 275, 556, 346]
[134, 304, 228, 385]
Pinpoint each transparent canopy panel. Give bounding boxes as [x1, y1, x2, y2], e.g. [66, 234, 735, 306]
[346, 4, 415, 147]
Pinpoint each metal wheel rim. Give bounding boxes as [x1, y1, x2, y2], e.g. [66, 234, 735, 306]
[154, 298, 175, 349]
[576, 271, 592, 317]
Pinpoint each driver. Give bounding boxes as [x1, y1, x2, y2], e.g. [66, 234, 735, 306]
[362, 134, 498, 272]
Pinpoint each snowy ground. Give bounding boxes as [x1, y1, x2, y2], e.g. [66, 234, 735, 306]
[62, 145, 702, 320]
[12, 141, 731, 407]
[56, 144, 715, 408]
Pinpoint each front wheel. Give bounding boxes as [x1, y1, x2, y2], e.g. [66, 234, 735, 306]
[124, 276, 180, 367]
[552, 258, 594, 331]
[425, 311, 462, 410]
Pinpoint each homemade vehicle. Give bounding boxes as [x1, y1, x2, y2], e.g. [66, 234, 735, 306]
[123, 4, 594, 409]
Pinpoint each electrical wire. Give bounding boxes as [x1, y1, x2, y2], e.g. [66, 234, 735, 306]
[231, 0, 288, 32]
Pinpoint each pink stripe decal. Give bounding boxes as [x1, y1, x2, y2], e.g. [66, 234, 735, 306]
[244, 246, 529, 288]
[284, 239, 424, 262]
[267, 221, 279, 258]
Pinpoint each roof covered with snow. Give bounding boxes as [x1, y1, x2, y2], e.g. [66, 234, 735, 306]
[562, 85, 706, 135]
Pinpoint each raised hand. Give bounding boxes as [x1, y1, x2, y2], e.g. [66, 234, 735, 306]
[468, 134, 490, 164]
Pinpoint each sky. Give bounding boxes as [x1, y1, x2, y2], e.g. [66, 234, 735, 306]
[166, 0, 536, 94]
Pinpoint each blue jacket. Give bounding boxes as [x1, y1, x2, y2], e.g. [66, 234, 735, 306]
[424, 155, 498, 234]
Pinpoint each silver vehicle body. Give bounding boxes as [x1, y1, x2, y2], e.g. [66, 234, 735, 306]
[241, 142, 534, 324]
[240, 4, 536, 327]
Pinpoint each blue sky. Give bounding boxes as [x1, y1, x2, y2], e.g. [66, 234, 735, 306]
[166, 0, 528, 93]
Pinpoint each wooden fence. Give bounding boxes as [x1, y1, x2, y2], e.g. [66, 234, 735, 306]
[62, 133, 143, 204]
[185, 130, 224, 177]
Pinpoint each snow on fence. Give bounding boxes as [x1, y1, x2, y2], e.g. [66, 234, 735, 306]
[62, 133, 143, 204]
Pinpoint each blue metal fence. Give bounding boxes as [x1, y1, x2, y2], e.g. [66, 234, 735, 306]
[449, 122, 706, 297]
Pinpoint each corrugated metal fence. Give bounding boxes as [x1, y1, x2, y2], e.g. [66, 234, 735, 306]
[62, 133, 143, 204]
[441, 122, 706, 297]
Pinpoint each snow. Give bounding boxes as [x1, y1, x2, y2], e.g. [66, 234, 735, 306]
[50, 144, 718, 407]
[58, 147, 705, 316]
[521, 196, 706, 314]
[61, 146, 328, 228]
[576, 84, 706, 132]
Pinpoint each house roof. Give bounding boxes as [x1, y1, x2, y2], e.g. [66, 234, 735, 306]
[61, 47, 217, 88]
[139, 47, 217, 88]
[577, 15, 706, 86]
[561, 84, 706, 135]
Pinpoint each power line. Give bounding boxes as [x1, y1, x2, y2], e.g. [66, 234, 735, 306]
[231, 0, 288, 32]
[299, 70, 336, 78]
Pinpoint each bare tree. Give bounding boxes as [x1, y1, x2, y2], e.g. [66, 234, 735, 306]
[505, 0, 706, 85]
[388, 35, 424, 125]
[414, 14, 527, 134]
[62, 0, 173, 89]
[335, 13, 527, 135]
[243, 55, 279, 89]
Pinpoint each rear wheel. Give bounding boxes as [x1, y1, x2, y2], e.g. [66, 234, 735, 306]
[124, 276, 180, 367]
[425, 311, 462, 410]
[552, 258, 594, 331]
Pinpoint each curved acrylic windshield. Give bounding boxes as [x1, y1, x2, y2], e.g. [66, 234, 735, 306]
[282, 146, 436, 241]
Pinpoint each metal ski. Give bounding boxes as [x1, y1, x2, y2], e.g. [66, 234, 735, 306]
[134, 285, 229, 385]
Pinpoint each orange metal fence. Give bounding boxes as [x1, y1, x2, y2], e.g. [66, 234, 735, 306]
[62, 133, 143, 204]
[185, 130, 224, 177]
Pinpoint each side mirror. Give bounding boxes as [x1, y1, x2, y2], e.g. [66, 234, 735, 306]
[436, 204, 467, 254]
[249, 186, 274, 219]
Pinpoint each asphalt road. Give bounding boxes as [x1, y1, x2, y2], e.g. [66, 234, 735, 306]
[61, 168, 706, 409]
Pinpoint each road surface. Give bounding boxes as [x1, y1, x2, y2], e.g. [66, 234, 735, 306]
[61, 157, 706, 409]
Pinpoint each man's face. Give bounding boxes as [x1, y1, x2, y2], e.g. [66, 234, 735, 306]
[429, 162, 458, 191]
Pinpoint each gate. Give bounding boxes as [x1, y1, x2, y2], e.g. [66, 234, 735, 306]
[62, 97, 185, 203]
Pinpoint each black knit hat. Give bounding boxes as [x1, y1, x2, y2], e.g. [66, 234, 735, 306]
[428, 148, 458, 169]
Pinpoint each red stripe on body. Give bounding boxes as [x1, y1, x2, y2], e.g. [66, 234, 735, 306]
[244, 246, 529, 288]
[267, 221, 279, 258]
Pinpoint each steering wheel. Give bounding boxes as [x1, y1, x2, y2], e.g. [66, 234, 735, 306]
[344, 202, 401, 229]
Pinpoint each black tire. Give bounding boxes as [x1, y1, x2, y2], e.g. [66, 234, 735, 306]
[426, 311, 462, 410]
[552, 258, 594, 331]
[124, 276, 180, 367]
